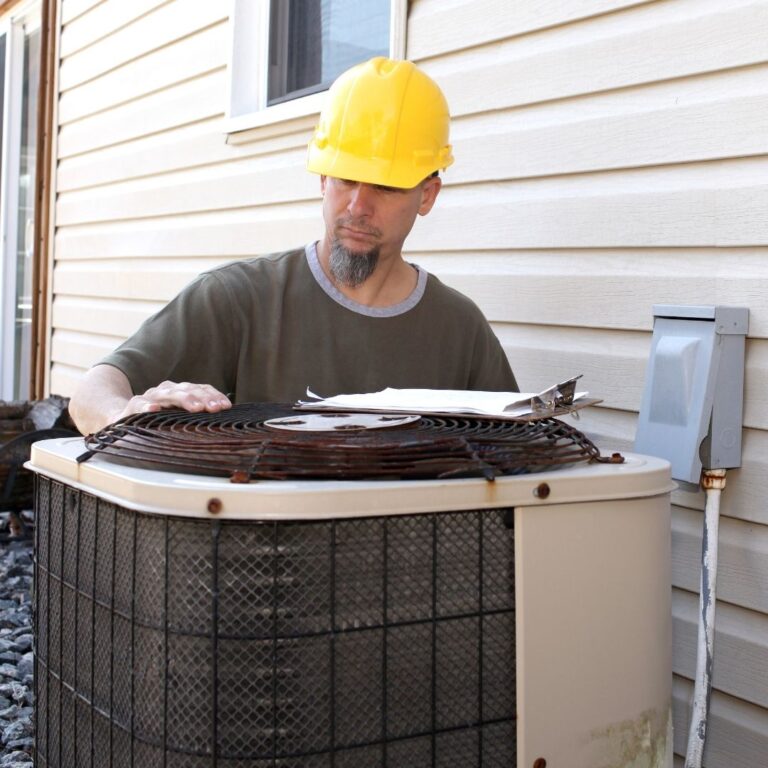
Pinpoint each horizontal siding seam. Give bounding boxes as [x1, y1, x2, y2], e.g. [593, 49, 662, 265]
[59, 16, 226, 93]
[60, 0, 174, 60]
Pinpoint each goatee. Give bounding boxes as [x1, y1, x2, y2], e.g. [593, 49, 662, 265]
[329, 240, 380, 287]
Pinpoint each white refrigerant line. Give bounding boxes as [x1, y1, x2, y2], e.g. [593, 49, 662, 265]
[685, 468, 727, 768]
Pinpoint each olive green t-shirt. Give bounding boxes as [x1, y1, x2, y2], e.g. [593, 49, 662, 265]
[101, 244, 518, 402]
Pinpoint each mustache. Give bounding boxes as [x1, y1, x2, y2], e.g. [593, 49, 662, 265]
[335, 217, 381, 237]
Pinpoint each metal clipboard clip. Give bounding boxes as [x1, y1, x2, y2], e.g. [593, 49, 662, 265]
[530, 375, 584, 418]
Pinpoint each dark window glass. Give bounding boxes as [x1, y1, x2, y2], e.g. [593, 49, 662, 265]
[268, 0, 389, 105]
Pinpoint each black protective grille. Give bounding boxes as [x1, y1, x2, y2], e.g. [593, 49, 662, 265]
[79, 402, 612, 482]
[34, 476, 516, 767]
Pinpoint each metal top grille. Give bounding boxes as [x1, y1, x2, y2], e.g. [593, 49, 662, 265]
[79, 403, 618, 482]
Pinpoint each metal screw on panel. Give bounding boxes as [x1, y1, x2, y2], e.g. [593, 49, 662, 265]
[207, 498, 223, 515]
[533, 482, 550, 499]
[533, 759, 547, 768]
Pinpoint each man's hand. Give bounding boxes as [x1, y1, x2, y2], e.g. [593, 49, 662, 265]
[69, 365, 232, 435]
[117, 380, 232, 421]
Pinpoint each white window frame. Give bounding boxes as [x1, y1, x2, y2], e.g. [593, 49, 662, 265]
[0, 0, 41, 400]
[225, 0, 407, 136]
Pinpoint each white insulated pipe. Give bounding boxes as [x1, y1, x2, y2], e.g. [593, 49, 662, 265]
[685, 468, 727, 768]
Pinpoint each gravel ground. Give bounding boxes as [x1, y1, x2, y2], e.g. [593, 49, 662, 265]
[0, 513, 34, 768]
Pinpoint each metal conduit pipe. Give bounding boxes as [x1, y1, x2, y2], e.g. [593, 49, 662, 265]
[685, 468, 728, 768]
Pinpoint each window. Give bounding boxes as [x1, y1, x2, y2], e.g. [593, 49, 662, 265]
[0, 1, 41, 400]
[267, 0, 390, 106]
[227, 0, 406, 134]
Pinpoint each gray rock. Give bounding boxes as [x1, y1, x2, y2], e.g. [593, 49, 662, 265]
[0, 532, 33, 766]
[28, 394, 70, 430]
[0, 682, 26, 703]
[0, 721, 25, 745]
[3, 740, 32, 751]
[0, 752, 33, 767]
[14, 660, 31, 681]
[9, 637, 30, 654]
[0, 617, 25, 632]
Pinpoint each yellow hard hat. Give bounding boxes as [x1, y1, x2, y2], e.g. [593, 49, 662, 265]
[307, 57, 454, 189]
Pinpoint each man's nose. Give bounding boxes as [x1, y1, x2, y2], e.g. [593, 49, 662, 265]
[347, 183, 375, 215]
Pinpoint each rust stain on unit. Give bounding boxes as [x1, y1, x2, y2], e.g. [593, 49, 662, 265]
[483, 475, 499, 505]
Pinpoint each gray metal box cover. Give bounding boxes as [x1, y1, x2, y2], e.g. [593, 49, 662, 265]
[635, 304, 748, 486]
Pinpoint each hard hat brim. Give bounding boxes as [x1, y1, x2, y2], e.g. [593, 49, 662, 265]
[307, 143, 452, 189]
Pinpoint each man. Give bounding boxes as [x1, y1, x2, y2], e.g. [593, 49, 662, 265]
[69, 57, 517, 435]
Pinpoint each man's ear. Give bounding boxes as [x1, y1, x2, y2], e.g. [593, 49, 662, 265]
[418, 175, 442, 216]
[320, 175, 327, 195]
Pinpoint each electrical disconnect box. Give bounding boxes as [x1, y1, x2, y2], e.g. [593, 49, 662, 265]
[635, 305, 748, 488]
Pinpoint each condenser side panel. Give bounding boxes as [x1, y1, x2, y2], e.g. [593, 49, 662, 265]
[515, 493, 672, 768]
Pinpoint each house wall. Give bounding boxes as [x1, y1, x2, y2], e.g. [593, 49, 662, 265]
[49, 0, 768, 764]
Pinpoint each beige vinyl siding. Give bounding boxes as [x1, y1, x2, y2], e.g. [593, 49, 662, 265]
[60, 0, 106, 26]
[49, 0, 768, 765]
[672, 679, 768, 768]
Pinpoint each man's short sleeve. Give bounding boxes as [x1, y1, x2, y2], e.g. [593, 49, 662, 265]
[468, 319, 518, 392]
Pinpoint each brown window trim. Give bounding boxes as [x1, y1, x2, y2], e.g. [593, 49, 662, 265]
[0, 0, 28, 12]
[30, 0, 57, 398]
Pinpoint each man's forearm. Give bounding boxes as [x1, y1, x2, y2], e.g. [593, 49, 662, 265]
[69, 365, 233, 436]
[68, 364, 134, 435]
